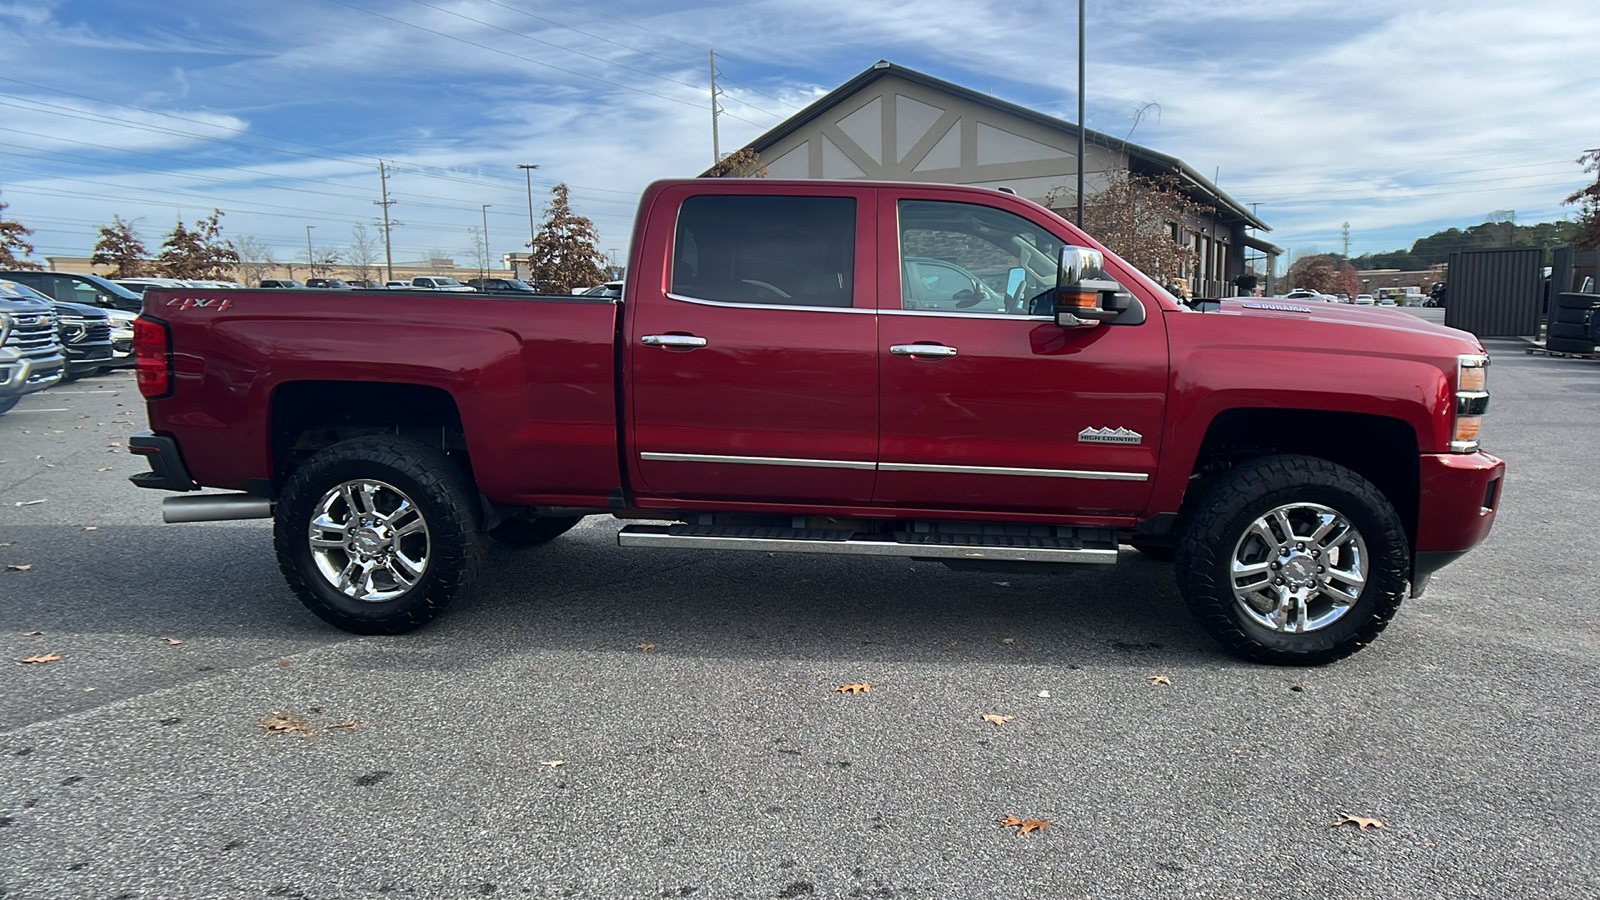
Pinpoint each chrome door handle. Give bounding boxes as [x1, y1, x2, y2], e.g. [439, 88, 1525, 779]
[890, 343, 958, 358]
[642, 334, 708, 349]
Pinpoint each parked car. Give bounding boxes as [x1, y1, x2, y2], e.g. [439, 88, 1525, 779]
[1, 279, 126, 375]
[1283, 289, 1336, 303]
[0, 269, 143, 313]
[305, 278, 355, 290]
[466, 277, 540, 293]
[0, 282, 64, 414]
[1377, 296, 1398, 307]
[579, 280, 625, 299]
[1354, 294, 1375, 305]
[258, 279, 308, 289]
[408, 276, 475, 292]
[347, 280, 387, 289]
[384, 280, 412, 290]
[50, 300, 115, 380]
[116, 277, 193, 294]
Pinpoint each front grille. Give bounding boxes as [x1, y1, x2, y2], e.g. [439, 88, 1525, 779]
[5, 313, 59, 358]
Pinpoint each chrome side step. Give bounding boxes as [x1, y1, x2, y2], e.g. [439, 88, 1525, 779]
[617, 523, 1118, 564]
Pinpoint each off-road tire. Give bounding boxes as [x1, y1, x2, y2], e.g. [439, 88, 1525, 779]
[1552, 305, 1596, 325]
[274, 436, 482, 634]
[1550, 322, 1592, 340]
[1554, 293, 1600, 311]
[1174, 454, 1409, 666]
[488, 513, 583, 547]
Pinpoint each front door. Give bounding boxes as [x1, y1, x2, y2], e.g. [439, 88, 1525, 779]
[874, 192, 1169, 517]
[628, 186, 880, 506]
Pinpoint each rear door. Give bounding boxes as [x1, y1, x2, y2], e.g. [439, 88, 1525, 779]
[626, 184, 880, 506]
[874, 189, 1169, 516]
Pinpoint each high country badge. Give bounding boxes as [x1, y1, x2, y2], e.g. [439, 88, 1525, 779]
[1078, 426, 1143, 445]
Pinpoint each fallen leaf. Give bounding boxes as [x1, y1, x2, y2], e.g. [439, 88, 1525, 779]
[6, 563, 33, 572]
[22, 630, 43, 636]
[1147, 674, 1171, 686]
[14, 500, 45, 507]
[981, 714, 1015, 726]
[256, 711, 310, 734]
[0, 542, 12, 546]
[109, 442, 122, 447]
[83, 525, 99, 532]
[1000, 637, 1015, 645]
[96, 467, 112, 473]
[1036, 690, 1051, 698]
[634, 642, 661, 651]
[325, 720, 358, 730]
[277, 659, 290, 667]
[162, 637, 184, 645]
[1331, 813, 1384, 832]
[997, 814, 1049, 836]
[832, 682, 871, 694]
[19, 653, 62, 664]
[1290, 678, 1311, 693]
[539, 760, 566, 768]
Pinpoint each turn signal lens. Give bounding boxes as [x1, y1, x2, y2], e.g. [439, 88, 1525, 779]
[1451, 354, 1490, 452]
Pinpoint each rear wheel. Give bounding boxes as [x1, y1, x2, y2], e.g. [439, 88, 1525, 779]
[274, 436, 482, 634]
[1175, 455, 1409, 665]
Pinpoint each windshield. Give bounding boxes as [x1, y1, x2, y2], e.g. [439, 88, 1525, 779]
[501, 279, 536, 291]
[80, 274, 142, 300]
[432, 277, 463, 286]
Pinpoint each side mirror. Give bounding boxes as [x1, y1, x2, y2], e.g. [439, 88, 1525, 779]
[1054, 245, 1121, 327]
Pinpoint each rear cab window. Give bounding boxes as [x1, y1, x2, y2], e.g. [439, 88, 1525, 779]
[670, 195, 857, 309]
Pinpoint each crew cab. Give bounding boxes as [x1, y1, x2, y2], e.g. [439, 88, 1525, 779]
[128, 179, 1504, 665]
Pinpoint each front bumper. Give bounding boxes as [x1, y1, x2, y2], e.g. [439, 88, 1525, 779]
[1409, 451, 1504, 594]
[0, 352, 66, 396]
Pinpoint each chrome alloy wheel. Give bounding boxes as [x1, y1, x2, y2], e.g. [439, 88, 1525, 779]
[1228, 502, 1368, 634]
[307, 479, 431, 602]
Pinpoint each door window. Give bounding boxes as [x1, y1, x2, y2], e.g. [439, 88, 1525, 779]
[671, 195, 855, 308]
[897, 200, 1064, 316]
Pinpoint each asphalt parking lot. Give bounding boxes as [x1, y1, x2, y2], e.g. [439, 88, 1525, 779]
[2, 328, 1597, 899]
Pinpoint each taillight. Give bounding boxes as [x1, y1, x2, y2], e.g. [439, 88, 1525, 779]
[134, 316, 172, 398]
[1452, 353, 1489, 452]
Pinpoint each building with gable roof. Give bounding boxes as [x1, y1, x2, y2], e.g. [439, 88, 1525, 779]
[711, 61, 1279, 296]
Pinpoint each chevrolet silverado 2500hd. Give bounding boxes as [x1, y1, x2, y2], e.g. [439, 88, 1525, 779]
[128, 179, 1503, 664]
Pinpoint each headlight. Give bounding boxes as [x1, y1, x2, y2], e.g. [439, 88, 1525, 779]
[1452, 354, 1489, 452]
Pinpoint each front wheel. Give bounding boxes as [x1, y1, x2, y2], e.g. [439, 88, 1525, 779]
[274, 436, 482, 634]
[1175, 455, 1409, 665]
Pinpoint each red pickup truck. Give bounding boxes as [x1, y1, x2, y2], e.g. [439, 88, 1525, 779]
[128, 179, 1502, 665]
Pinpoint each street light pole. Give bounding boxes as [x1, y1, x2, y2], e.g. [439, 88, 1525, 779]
[305, 225, 315, 279]
[517, 164, 539, 276]
[480, 203, 492, 279]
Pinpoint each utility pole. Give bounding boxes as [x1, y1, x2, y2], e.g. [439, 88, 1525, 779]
[480, 204, 492, 278]
[518, 163, 539, 276]
[375, 161, 396, 281]
[304, 225, 315, 276]
[1075, 1, 1086, 229]
[710, 50, 723, 166]
[1342, 222, 1350, 259]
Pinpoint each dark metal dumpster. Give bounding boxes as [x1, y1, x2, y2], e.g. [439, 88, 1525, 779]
[1444, 247, 1543, 338]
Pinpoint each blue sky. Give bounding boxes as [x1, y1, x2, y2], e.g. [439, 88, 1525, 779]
[1, 0, 1595, 273]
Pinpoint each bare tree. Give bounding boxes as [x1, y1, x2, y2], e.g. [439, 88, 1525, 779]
[92, 216, 150, 277]
[1046, 168, 1206, 286]
[467, 226, 489, 278]
[299, 243, 341, 279]
[234, 235, 277, 286]
[0, 201, 42, 270]
[346, 223, 380, 284]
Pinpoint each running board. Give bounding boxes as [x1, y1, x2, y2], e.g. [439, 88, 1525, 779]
[616, 524, 1119, 564]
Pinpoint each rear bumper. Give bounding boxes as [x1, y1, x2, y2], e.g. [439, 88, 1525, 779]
[128, 431, 200, 492]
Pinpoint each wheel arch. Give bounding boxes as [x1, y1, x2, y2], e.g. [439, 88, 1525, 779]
[1172, 407, 1420, 546]
[268, 380, 470, 496]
